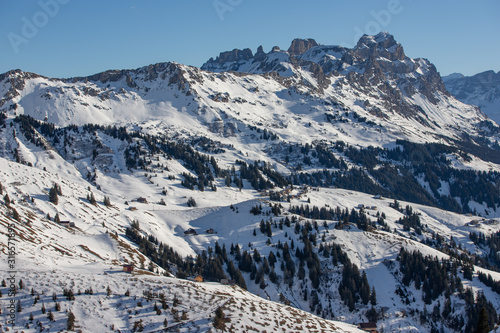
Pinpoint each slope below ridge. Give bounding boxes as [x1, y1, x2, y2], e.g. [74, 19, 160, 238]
[3, 145, 500, 332]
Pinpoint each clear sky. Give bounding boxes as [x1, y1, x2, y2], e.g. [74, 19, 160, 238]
[0, 0, 498, 78]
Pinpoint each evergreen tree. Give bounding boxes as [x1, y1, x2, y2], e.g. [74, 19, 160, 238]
[213, 307, 226, 330]
[47, 309, 54, 321]
[87, 192, 96, 205]
[370, 286, 377, 306]
[474, 307, 490, 333]
[4, 194, 10, 206]
[49, 185, 59, 205]
[67, 311, 76, 331]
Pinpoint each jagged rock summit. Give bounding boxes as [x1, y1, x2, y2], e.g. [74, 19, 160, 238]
[287, 38, 319, 55]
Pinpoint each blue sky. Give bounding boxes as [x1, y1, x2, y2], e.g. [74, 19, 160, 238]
[0, 0, 498, 78]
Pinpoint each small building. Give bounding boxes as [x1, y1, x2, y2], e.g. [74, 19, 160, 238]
[137, 197, 148, 204]
[358, 322, 377, 332]
[123, 264, 134, 273]
[59, 221, 75, 228]
[206, 228, 215, 234]
[184, 228, 197, 236]
[188, 275, 204, 282]
[220, 279, 236, 285]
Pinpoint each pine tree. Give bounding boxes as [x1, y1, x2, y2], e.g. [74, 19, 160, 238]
[88, 192, 96, 205]
[49, 186, 59, 205]
[11, 208, 20, 221]
[4, 194, 10, 206]
[213, 307, 226, 330]
[67, 311, 75, 330]
[474, 307, 490, 333]
[16, 299, 22, 312]
[47, 309, 54, 321]
[370, 286, 377, 306]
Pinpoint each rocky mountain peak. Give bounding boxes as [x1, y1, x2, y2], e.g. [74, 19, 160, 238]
[355, 31, 405, 61]
[211, 48, 254, 64]
[287, 38, 319, 56]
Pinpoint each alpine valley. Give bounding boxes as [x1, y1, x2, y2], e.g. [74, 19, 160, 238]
[1, 32, 500, 332]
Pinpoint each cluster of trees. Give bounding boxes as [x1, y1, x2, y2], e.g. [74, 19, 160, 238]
[397, 248, 498, 332]
[396, 207, 423, 234]
[283, 139, 500, 215]
[125, 224, 246, 289]
[469, 231, 500, 271]
[339, 262, 373, 311]
[289, 204, 375, 231]
[398, 248, 463, 304]
[478, 271, 500, 296]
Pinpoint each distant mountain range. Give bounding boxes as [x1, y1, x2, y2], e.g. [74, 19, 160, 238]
[443, 70, 500, 124]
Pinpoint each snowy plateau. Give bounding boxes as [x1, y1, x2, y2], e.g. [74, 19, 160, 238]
[1, 32, 500, 332]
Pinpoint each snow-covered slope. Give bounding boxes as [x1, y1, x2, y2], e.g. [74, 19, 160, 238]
[1, 148, 500, 332]
[444, 70, 500, 125]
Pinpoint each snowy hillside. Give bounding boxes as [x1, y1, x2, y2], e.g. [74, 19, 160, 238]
[1, 147, 500, 332]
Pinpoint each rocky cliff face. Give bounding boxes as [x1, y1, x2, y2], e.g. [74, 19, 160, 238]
[287, 38, 319, 56]
[444, 70, 500, 124]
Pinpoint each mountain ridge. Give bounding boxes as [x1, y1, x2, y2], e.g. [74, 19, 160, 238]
[1, 33, 495, 148]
